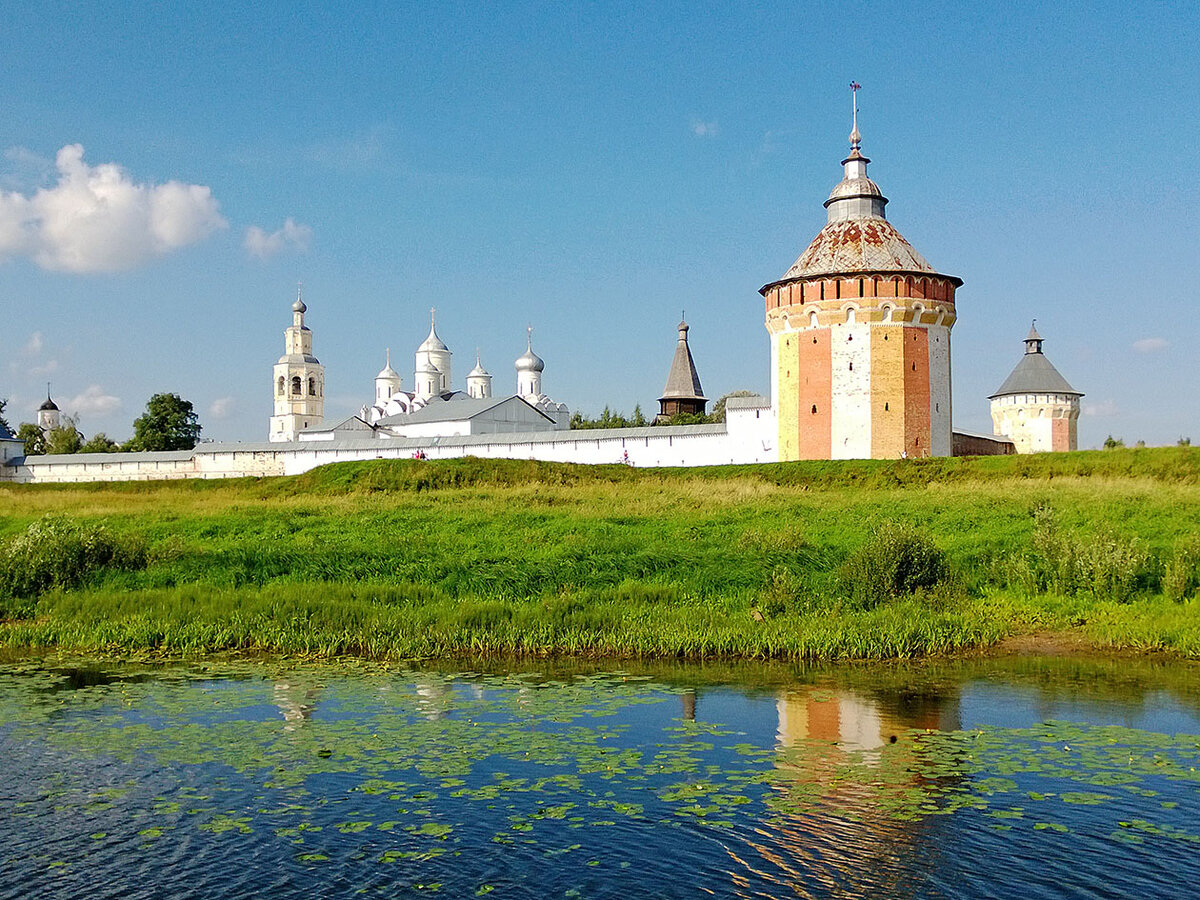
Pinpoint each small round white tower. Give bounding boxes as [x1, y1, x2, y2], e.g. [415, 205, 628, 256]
[415, 309, 451, 394]
[37, 388, 60, 433]
[466, 355, 492, 399]
[375, 349, 403, 402]
[514, 328, 544, 399]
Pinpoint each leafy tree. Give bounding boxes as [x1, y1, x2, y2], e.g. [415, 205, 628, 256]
[1134, 440, 1146, 449]
[45, 422, 83, 455]
[80, 432, 119, 453]
[1178, 437, 1191, 447]
[124, 393, 201, 451]
[16, 423, 45, 456]
[1102, 435, 1125, 450]
[0, 398, 9, 433]
[631, 404, 647, 427]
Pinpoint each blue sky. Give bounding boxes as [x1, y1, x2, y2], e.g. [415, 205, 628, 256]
[1, 0, 1196, 447]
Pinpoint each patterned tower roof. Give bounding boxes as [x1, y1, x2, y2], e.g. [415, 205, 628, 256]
[764, 110, 961, 287]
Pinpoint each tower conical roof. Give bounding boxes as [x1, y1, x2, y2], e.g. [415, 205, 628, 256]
[990, 327, 1081, 398]
[658, 320, 706, 402]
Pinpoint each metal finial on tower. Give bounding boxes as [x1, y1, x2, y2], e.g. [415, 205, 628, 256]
[849, 81, 862, 151]
[385, 347, 391, 367]
[430, 307, 436, 327]
[527, 325, 533, 349]
[46, 382, 52, 401]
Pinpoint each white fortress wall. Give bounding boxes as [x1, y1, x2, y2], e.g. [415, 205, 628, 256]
[0, 413, 780, 485]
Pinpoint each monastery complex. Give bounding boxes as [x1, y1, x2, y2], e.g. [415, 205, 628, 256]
[0, 101, 1083, 484]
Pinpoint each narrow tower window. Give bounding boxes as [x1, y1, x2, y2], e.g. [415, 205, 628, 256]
[291, 376, 302, 395]
[811, 405, 817, 415]
[309, 377, 317, 396]
[277, 376, 284, 396]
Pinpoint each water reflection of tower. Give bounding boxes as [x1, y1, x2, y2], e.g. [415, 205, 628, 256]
[729, 684, 961, 898]
[415, 677, 455, 720]
[681, 690, 697, 721]
[273, 678, 322, 731]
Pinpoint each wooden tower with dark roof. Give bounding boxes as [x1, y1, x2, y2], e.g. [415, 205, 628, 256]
[656, 319, 707, 421]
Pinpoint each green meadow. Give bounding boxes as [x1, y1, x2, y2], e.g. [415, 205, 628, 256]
[1, 448, 1198, 660]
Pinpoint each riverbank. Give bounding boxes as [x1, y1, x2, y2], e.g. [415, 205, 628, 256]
[1, 450, 1198, 660]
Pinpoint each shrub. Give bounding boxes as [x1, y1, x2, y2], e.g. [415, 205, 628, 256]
[1162, 541, 1200, 603]
[838, 522, 951, 608]
[0, 516, 147, 601]
[1029, 506, 1151, 603]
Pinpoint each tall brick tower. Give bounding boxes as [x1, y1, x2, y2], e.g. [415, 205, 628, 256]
[759, 88, 962, 459]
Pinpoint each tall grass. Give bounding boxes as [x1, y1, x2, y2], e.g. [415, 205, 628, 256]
[1, 448, 1198, 659]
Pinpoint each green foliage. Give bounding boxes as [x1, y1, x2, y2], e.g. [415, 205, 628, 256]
[45, 422, 83, 455]
[1103, 435, 1125, 450]
[1178, 437, 1192, 447]
[0, 516, 147, 604]
[0, 397, 8, 432]
[838, 522, 952, 607]
[3, 448, 1200, 659]
[124, 393, 201, 451]
[80, 433, 119, 453]
[1162, 541, 1200, 603]
[570, 406, 646, 430]
[17, 423, 45, 456]
[1028, 506, 1151, 603]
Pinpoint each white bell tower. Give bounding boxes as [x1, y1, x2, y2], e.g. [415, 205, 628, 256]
[269, 286, 325, 442]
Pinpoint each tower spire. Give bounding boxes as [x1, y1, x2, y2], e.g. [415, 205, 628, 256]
[849, 81, 862, 155]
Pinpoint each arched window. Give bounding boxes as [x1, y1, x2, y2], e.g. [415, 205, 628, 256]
[811, 405, 817, 415]
[809, 310, 819, 329]
[277, 376, 284, 396]
[308, 377, 317, 396]
[291, 376, 302, 396]
[882, 304, 894, 324]
[846, 307, 856, 325]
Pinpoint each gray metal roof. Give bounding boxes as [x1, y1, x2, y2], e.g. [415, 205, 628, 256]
[990, 349, 1081, 398]
[195, 422, 729, 455]
[14, 449, 196, 466]
[658, 322, 706, 402]
[377, 395, 552, 427]
[724, 394, 770, 410]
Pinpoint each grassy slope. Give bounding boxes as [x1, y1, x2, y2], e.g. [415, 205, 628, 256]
[1, 449, 1198, 659]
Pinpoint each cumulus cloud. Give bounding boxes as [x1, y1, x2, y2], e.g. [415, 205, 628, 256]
[244, 217, 313, 259]
[690, 118, 719, 138]
[64, 384, 122, 417]
[0, 144, 227, 273]
[1133, 337, 1168, 353]
[1083, 399, 1120, 418]
[208, 396, 236, 420]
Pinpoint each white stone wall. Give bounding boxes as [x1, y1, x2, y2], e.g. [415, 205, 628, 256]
[990, 393, 1080, 453]
[830, 322, 871, 459]
[928, 323, 952, 456]
[1, 413, 781, 485]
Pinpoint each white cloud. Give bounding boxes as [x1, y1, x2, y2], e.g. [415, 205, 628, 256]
[0, 144, 227, 273]
[1132, 337, 1168, 353]
[20, 331, 43, 356]
[690, 118, 719, 138]
[208, 396, 236, 420]
[64, 384, 122, 417]
[244, 217, 313, 259]
[28, 358, 59, 377]
[1083, 399, 1120, 418]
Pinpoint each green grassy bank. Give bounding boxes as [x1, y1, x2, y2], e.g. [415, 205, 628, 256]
[1, 448, 1199, 660]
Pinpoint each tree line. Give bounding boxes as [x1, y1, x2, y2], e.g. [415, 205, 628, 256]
[0, 393, 202, 456]
[569, 391, 758, 430]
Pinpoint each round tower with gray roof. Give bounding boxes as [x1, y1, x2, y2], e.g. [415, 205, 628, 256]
[989, 323, 1082, 453]
[415, 310, 451, 395]
[515, 328, 545, 400]
[758, 87, 961, 459]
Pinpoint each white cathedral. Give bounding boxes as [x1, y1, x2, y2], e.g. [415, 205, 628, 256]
[269, 291, 569, 443]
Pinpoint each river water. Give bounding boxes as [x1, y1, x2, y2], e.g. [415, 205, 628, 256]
[1, 654, 1198, 899]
